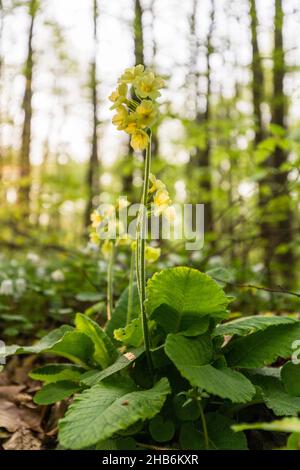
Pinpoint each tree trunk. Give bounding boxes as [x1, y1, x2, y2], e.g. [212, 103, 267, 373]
[85, 0, 100, 228]
[123, 0, 145, 194]
[249, 0, 273, 284]
[271, 0, 294, 285]
[195, 0, 214, 233]
[18, 0, 37, 218]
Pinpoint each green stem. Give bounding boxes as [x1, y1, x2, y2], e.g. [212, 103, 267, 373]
[197, 400, 209, 450]
[136, 132, 153, 377]
[106, 243, 114, 322]
[127, 246, 135, 325]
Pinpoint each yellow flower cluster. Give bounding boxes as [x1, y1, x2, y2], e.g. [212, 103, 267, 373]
[148, 174, 175, 220]
[89, 199, 131, 258]
[110, 65, 165, 151]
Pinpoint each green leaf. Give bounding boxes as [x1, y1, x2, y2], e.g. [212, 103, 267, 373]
[149, 415, 175, 443]
[75, 313, 117, 368]
[281, 362, 300, 396]
[96, 437, 138, 450]
[146, 267, 229, 334]
[105, 285, 140, 341]
[180, 413, 247, 450]
[58, 377, 170, 449]
[30, 364, 85, 384]
[80, 347, 144, 387]
[214, 315, 296, 337]
[253, 375, 300, 417]
[165, 334, 255, 403]
[114, 318, 155, 348]
[49, 331, 95, 368]
[33, 381, 80, 405]
[225, 323, 300, 369]
[173, 394, 201, 422]
[232, 418, 300, 433]
[287, 433, 300, 450]
[0, 325, 73, 359]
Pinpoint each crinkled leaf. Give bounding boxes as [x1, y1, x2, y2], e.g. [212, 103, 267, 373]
[30, 364, 85, 384]
[75, 313, 117, 368]
[253, 375, 300, 416]
[225, 323, 300, 368]
[146, 267, 230, 334]
[58, 377, 170, 449]
[214, 315, 296, 337]
[33, 381, 80, 405]
[96, 437, 138, 450]
[165, 334, 255, 403]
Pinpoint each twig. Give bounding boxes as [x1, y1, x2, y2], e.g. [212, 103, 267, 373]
[213, 277, 300, 299]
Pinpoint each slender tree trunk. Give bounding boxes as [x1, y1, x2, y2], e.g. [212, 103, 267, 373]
[271, 0, 294, 285]
[250, 0, 264, 146]
[85, 0, 100, 228]
[249, 0, 273, 284]
[18, 0, 37, 218]
[195, 0, 214, 233]
[123, 0, 145, 194]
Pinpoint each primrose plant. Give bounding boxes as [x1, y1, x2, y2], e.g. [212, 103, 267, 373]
[3, 67, 300, 451]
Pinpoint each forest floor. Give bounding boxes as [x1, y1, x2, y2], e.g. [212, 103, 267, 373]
[0, 357, 61, 450]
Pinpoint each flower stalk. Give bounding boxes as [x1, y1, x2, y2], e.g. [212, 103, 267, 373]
[126, 244, 135, 325]
[106, 242, 115, 321]
[136, 132, 153, 376]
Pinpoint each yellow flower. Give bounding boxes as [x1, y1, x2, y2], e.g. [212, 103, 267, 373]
[112, 105, 128, 130]
[119, 64, 144, 84]
[109, 83, 128, 110]
[149, 174, 166, 194]
[136, 100, 158, 128]
[145, 246, 161, 263]
[91, 211, 103, 228]
[101, 239, 113, 259]
[153, 189, 171, 216]
[90, 231, 100, 245]
[130, 129, 149, 151]
[135, 72, 165, 100]
[124, 113, 139, 135]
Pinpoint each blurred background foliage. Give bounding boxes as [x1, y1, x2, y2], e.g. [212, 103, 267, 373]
[0, 0, 299, 341]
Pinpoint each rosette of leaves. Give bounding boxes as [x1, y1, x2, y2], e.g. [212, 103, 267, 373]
[3, 267, 300, 450]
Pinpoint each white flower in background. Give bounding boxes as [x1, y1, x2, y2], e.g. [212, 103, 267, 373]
[36, 267, 46, 278]
[51, 270, 65, 282]
[27, 252, 40, 264]
[0, 279, 14, 296]
[15, 278, 26, 295]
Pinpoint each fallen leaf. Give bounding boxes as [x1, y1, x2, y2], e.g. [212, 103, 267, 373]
[3, 428, 42, 450]
[0, 400, 24, 432]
